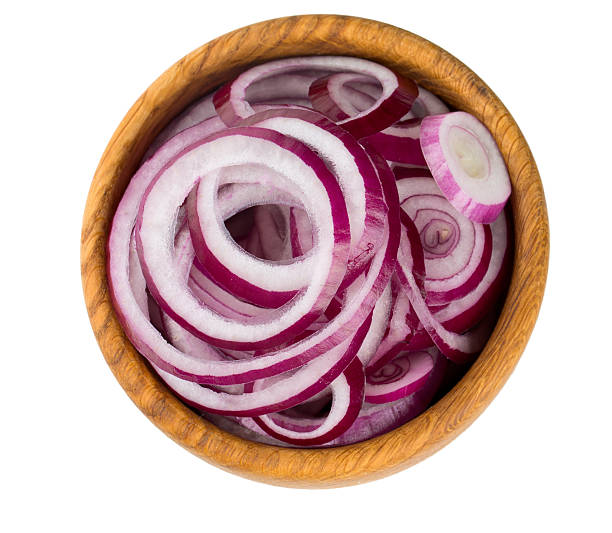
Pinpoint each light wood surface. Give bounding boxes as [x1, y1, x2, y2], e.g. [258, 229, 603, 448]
[81, 14, 549, 488]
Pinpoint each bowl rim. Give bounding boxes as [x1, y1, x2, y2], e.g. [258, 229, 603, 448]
[81, 14, 549, 488]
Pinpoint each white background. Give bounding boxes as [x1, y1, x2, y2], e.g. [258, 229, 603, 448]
[3, 1, 610, 531]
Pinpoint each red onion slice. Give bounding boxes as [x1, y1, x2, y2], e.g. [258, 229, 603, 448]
[245, 71, 328, 103]
[241, 108, 388, 287]
[427, 208, 512, 333]
[397, 176, 493, 305]
[382, 208, 510, 365]
[401, 207, 510, 344]
[108, 117, 230, 375]
[138, 221, 391, 386]
[191, 170, 397, 383]
[127, 226, 243, 373]
[349, 82, 449, 122]
[213, 56, 417, 139]
[183, 138, 399, 385]
[162, 227, 254, 367]
[395, 213, 492, 363]
[178, 139, 399, 385]
[145, 78, 321, 162]
[308, 73, 377, 121]
[365, 349, 434, 404]
[227, 347, 447, 447]
[215, 182, 296, 261]
[420, 111, 511, 223]
[111, 124, 396, 388]
[137, 127, 351, 350]
[111, 117, 347, 386]
[362, 131, 427, 166]
[217, 180, 302, 219]
[357, 85, 449, 165]
[308, 70, 417, 138]
[152, 314, 372, 416]
[188, 262, 267, 320]
[355, 282, 393, 365]
[249, 357, 365, 445]
[187, 162, 325, 307]
[128, 228, 148, 316]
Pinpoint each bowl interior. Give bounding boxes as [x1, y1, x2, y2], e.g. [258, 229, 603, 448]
[81, 15, 548, 488]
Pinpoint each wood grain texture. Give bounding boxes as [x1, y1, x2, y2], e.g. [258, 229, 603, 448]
[80, 14, 549, 488]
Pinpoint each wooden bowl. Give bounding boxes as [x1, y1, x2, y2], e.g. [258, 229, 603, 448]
[81, 14, 549, 488]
